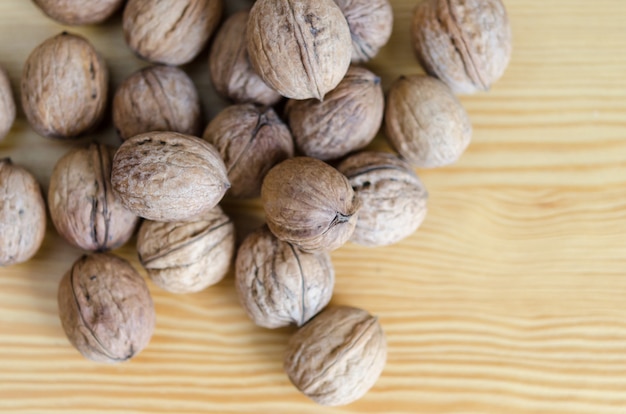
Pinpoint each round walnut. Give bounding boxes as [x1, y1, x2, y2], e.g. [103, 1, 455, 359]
[0, 66, 15, 141]
[261, 157, 360, 253]
[57, 253, 155, 363]
[21, 32, 108, 139]
[123, 0, 223, 66]
[0, 159, 46, 266]
[338, 152, 428, 246]
[48, 143, 139, 252]
[286, 66, 384, 161]
[33, 0, 125, 25]
[284, 306, 387, 406]
[247, 0, 352, 100]
[385, 75, 472, 168]
[411, 0, 512, 94]
[203, 104, 294, 198]
[113, 65, 201, 141]
[137, 206, 235, 294]
[235, 226, 334, 329]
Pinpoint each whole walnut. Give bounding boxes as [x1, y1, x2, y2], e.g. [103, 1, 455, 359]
[203, 104, 294, 198]
[0, 158, 46, 266]
[261, 157, 360, 253]
[21, 32, 108, 139]
[338, 152, 428, 246]
[57, 253, 155, 363]
[247, 0, 352, 100]
[286, 66, 384, 161]
[0, 66, 15, 141]
[123, 0, 223, 66]
[111, 132, 230, 222]
[33, 0, 125, 25]
[284, 306, 387, 406]
[235, 226, 334, 329]
[137, 206, 235, 294]
[209, 11, 281, 106]
[48, 143, 139, 252]
[385, 75, 472, 168]
[411, 0, 512, 94]
[113, 65, 202, 141]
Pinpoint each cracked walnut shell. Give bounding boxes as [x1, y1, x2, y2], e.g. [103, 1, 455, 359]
[0, 65, 15, 141]
[33, 0, 125, 25]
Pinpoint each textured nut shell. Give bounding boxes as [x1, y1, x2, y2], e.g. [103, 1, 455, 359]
[385, 75, 472, 168]
[33, 0, 125, 25]
[247, 0, 352, 100]
[284, 306, 387, 406]
[261, 157, 360, 253]
[209, 11, 281, 106]
[137, 206, 235, 294]
[48, 143, 139, 252]
[0, 159, 46, 266]
[235, 226, 334, 329]
[111, 132, 230, 222]
[113, 65, 201, 141]
[57, 253, 155, 363]
[338, 152, 428, 246]
[411, 0, 512, 94]
[0, 66, 15, 140]
[123, 0, 223, 66]
[286, 66, 384, 161]
[203, 104, 294, 198]
[21, 32, 108, 139]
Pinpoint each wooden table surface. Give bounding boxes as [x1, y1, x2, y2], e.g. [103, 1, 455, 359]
[1, 0, 626, 412]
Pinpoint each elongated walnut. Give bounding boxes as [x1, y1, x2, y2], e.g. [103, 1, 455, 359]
[0, 66, 15, 141]
[33, 0, 125, 25]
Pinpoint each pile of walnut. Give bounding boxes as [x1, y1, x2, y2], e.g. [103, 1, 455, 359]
[0, 0, 511, 407]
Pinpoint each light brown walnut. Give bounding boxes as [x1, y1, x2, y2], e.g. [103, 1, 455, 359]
[0, 66, 15, 141]
[33, 0, 125, 25]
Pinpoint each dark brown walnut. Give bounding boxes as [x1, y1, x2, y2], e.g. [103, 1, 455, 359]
[111, 132, 230, 222]
[137, 206, 235, 294]
[411, 0, 512, 94]
[123, 0, 223, 66]
[338, 152, 428, 246]
[0, 159, 46, 266]
[385, 75, 472, 168]
[284, 306, 387, 406]
[0, 66, 15, 141]
[247, 0, 352, 100]
[113, 65, 201, 141]
[209, 11, 281, 106]
[21, 32, 108, 139]
[261, 157, 360, 252]
[33, 0, 125, 25]
[48, 143, 139, 252]
[57, 253, 155, 363]
[286, 66, 384, 161]
[235, 226, 334, 329]
[203, 104, 294, 198]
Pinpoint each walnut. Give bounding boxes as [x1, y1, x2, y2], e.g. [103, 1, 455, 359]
[21, 32, 108, 139]
[286, 66, 384, 161]
[57, 253, 155, 363]
[247, 0, 352, 100]
[113, 65, 202, 141]
[111, 132, 230, 222]
[261, 157, 360, 252]
[0, 158, 46, 266]
[338, 151, 428, 246]
[137, 206, 235, 294]
[203, 104, 294, 198]
[385, 75, 472, 168]
[284, 305, 387, 406]
[33, 0, 125, 25]
[0, 66, 15, 141]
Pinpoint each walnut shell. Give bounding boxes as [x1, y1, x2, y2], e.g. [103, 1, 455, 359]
[57, 253, 155, 363]
[0, 158, 46, 266]
[261, 157, 360, 253]
[235, 226, 334, 329]
[21, 32, 108, 139]
[203, 104, 294, 198]
[111, 132, 230, 222]
[286, 66, 384, 161]
[137, 206, 235, 294]
[338, 151, 428, 246]
[0, 66, 15, 141]
[123, 0, 223, 66]
[247, 0, 352, 100]
[411, 0, 512, 94]
[33, 0, 125, 25]
[385, 75, 472, 168]
[284, 305, 387, 406]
